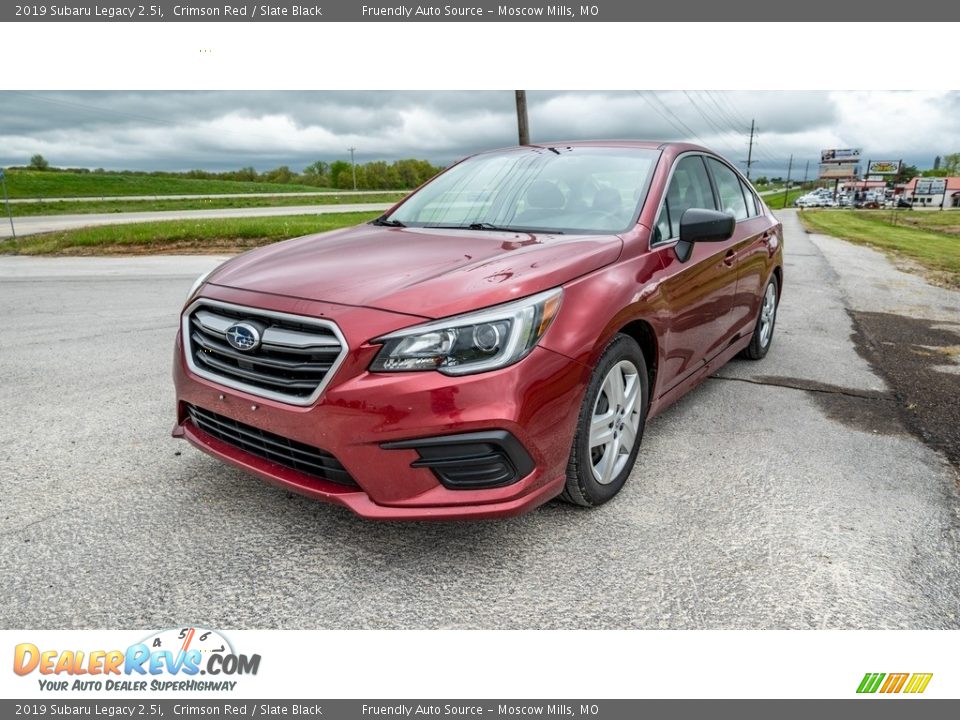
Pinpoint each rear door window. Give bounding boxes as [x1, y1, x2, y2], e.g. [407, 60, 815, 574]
[706, 158, 749, 221]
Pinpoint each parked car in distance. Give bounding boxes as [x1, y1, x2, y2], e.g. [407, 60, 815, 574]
[173, 141, 784, 519]
[795, 193, 829, 208]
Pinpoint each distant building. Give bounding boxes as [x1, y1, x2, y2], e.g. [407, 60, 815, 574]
[841, 180, 887, 193]
[899, 176, 960, 208]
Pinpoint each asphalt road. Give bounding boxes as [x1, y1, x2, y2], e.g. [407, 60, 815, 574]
[1, 210, 958, 629]
[0, 203, 392, 238]
[6, 190, 401, 204]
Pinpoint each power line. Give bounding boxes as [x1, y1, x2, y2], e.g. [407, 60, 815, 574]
[6, 91, 183, 128]
[701, 91, 750, 133]
[679, 91, 744, 157]
[634, 91, 697, 142]
[714, 91, 753, 129]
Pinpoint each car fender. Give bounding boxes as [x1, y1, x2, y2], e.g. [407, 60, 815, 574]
[538, 245, 669, 394]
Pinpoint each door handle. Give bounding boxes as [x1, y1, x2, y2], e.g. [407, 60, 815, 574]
[723, 250, 736, 266]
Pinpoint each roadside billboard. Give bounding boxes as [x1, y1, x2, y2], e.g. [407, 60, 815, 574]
[915, 179, 947, 195]
[821, 148, 862, 163]
[819, 163, 858, 179]
[867, 160, 901, 175]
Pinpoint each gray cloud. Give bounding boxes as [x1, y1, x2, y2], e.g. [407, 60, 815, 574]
[0, 90, 955, 177]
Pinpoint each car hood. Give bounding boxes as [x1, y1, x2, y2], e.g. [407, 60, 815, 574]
[208, 223, 623, 319]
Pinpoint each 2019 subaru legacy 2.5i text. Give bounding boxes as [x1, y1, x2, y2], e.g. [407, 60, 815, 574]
[173, 141, 783, 519]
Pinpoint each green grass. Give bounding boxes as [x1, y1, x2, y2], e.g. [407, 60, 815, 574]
[2, 212, 380, 255]
[799, 210, 960, 287]
[6, 192, 407, 217]
[1, 169, 337, 198]
[762, 189, 805, 210]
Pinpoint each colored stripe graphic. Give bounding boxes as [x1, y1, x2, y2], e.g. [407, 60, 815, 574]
[903, 673, 933, 694]
[857, 673, 885, 693]
[880, 673, 909, 693]
[857, 672, 932, 694]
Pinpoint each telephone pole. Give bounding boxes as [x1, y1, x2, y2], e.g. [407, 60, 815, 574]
[0, 169, 14, 241]
[515, 90, 530, 146]
[803, 160, 810, 186]
[347, 147, 357, 190]
[745, 119, 755, 179]
[782, 154, 793, 208]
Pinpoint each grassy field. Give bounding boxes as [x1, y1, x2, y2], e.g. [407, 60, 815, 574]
[799, 209, 960, 287]
[1, 212, 379, 255]
[6, 192, 407, 217]
[762, 189, 805, 210]
[1, 169, 337, 198]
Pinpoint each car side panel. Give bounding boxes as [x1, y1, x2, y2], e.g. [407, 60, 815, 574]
[727, 215, 777, 340]
[648, 236, 738, 394]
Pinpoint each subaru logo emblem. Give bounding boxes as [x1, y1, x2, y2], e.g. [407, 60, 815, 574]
[225, 322, 261, 352]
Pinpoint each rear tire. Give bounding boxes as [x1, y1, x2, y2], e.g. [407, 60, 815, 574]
[740, 274, 779, 360]
[561, 334, 648, 507]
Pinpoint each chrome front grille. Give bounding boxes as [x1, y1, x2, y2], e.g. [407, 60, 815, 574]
[186, 404, 357, 487]
[183, 299, 347, 405]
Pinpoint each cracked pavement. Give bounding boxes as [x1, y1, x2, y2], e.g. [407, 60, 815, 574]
[1, 210, 958, 629]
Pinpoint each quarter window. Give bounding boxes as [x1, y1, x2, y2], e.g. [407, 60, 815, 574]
[653, 155, 717, 242]
[739, 178, 759, 217]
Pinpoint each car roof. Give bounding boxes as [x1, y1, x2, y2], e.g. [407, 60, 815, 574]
[471, 140, 708, 156]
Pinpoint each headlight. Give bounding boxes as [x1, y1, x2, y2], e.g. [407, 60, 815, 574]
[185, 269, 212, 304]
[370, 288, 563, 375]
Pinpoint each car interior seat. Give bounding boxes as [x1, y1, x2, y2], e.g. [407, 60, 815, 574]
[516, 180, 565, 224]
[592, 187, 622, 215]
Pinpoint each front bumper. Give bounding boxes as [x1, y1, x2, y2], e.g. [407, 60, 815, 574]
[172, 292, 586, 520]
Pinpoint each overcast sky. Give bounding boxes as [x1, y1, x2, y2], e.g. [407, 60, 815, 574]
[2, 91, 957, 178]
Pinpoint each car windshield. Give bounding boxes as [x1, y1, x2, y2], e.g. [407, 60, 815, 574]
[382, 146, 659, 234]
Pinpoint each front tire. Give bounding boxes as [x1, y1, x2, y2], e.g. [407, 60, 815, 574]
[561, 334, 648, 507]
[740, 274, 779, 360]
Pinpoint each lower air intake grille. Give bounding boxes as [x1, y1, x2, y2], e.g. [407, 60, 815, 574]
[186, 404, 357, 487]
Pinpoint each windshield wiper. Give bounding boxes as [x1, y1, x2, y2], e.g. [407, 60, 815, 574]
[371, 217, 406, 227]
[427, 222, 565, 235]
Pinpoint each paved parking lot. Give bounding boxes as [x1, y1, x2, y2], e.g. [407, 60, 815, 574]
[1, 210, 958, 629]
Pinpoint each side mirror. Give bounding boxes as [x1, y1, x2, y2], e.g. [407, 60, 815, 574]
[675, 208, 736, 262]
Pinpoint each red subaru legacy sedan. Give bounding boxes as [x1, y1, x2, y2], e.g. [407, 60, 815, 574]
[173, 141, 783, 519]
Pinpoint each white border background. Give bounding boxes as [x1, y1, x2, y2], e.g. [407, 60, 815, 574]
[3, 20, 958, 701]
[3, 22, 957, 90]
[1, 630, 954, 699]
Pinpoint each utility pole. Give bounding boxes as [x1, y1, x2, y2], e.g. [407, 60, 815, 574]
[515, 90, 530, 146]
[347, 147, 357, 190]
[782, 154, 793, 209]
[0, 169, 14, 241]
[745, 119, 755, 179]
[803, 160, 810, 186]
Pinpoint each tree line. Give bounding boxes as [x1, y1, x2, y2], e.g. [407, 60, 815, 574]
[18, 155, 445, 190]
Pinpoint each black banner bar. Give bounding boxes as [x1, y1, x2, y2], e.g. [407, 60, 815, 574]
[2, 0, 952, 22]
